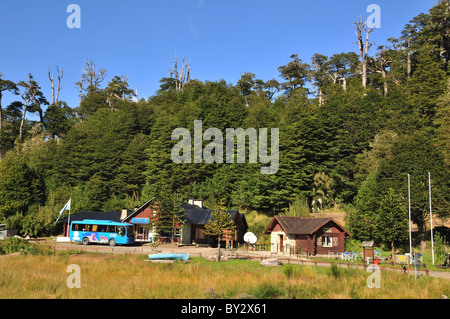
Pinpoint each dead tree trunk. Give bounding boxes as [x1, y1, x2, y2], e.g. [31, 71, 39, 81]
[48, 67, 55, 105]
[170, 52, 192, 92]
[407, 40, 412, 79]
[354, 17, 374, 89]
[48, 66, 64, 104]
[56, 66, 63, 104]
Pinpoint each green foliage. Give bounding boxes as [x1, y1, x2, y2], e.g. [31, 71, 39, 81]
[149, 194, 185, 243]
[0, 152, 45, 221]
[0, 237, 29, 255]
[375, 188, 409, 251]
[329, 262, 342, 279]
[251, 283, 285, 299]
[434, 232, 448, 265]
[204, 200, 236, 240]
[281, 196, 311, 218]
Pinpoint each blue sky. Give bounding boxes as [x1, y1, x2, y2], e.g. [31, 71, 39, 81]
[0, 0, 436, 111]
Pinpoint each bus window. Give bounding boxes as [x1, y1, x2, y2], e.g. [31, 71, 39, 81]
[97, 225, 107, 232]
[118, 226, 125, 237]
[92, 225, 98, 232]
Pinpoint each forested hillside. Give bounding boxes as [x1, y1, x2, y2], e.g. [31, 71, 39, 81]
[0, 2, 449, 247]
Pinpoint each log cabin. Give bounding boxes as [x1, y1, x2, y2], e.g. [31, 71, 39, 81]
[264, 216, 351, 256]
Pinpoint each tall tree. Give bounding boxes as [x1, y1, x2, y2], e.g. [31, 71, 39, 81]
[204, 200, 236, 261]
[326, 52, 360, 91]
[354, 17, 374, 88]
[160, 53, 192, 92]
[148, 194, 185, 244]
[47, 66, 64, 105]
[43, 101, 75, 139]
[278, 54, 310, 95]
[407, 45, 447, 120]
[376, 131, 450, 251]
[80, 59, 107, 91]
[0, 74, 18, 160]
[17, 74, 48, 141]
[105, 75, 136, 107]
[311, 53, 329, 105]
[376, 188, 409, 265]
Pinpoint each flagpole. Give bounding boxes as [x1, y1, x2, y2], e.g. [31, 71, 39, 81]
[429, 172, 434, 265]
[66, 198, 72, 237]
[408, 174, 412, 258]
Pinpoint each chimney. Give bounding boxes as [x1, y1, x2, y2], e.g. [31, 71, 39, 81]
[188, 198, 203, 208]
[121, 209, 130, 220]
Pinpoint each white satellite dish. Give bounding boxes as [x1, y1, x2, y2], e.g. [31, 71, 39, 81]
[244, 232, 257, 244]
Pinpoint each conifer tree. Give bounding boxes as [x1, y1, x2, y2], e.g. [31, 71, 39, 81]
[204, 200, 236, 261]
[376, 188, 409, 264]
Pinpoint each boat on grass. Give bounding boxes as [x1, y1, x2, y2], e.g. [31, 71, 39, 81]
[148, 253, 189, 261]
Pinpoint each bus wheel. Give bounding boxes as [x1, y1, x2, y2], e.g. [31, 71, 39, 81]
[82, 237, 89, 245]
[109, 238, 116, 247]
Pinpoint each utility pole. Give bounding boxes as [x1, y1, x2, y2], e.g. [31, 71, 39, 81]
[408, 174, 413, 258]
[429, 172, 435, 265]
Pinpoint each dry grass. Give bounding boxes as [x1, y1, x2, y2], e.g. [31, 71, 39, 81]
[0, 253, 448, 299]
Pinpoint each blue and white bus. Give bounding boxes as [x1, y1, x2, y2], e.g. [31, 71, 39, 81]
[70, 220, 135, 246]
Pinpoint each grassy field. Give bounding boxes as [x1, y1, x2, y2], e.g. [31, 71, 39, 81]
[0, 250, 449, 299]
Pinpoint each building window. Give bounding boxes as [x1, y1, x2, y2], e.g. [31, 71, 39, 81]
[322, 236, 332, 247]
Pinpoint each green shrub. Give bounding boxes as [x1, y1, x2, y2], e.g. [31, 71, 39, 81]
[0, 237, 29, 255]
[252, 283, 285, 299]
[329, 262, 341, 279]
[283, 264, 294, 279]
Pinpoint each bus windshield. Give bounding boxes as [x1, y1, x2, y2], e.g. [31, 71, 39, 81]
[126, 225, 134, 237]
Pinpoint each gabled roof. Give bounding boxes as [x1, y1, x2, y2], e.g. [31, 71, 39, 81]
[264, 216, 350, 236]
[61, 211, 121, 223]
[121, 197, 155, 222]
[180, 202, 241, 225]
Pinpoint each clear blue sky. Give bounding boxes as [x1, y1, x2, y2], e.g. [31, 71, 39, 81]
[0, 0, 436, 111]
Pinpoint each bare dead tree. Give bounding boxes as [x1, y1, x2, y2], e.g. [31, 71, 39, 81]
[354, 17, 374, 89]
[339, 77, 347, 91]
[48, 66, 55, 105]
[406, 39, 412, 79]
[56, 66, 63, 103]
[80, 59, 107, 90]
[374, 50, 392, 97]
[48, 66, 64, 104]
[170, 52, 192, 92]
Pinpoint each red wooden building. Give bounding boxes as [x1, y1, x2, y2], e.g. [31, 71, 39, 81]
[264, 216, 351, 256]
[121, 198, 248, 246]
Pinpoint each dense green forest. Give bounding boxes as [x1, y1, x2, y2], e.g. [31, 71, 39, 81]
[0, 2, 449, 249]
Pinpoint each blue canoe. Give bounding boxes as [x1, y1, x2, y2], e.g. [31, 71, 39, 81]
[148, 253, 189, 261]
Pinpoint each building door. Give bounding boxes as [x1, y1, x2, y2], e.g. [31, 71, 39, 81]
[279, 234, 284, 253]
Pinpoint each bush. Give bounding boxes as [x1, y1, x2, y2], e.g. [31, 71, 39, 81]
[252, 283, 285, 299]
[0, 237, 29, 255]
[329, 263, 341, 279]
[283, 264, 294, 279]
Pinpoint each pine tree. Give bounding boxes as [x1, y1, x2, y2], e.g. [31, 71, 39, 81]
[149, 195, 185, 244]
[376, 188, 409, 264]
[407, 46, 447, 121]
[204, 200, 236, 261]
